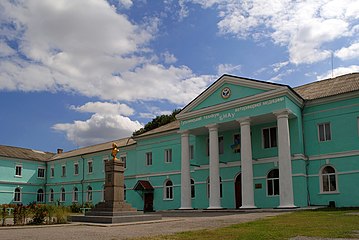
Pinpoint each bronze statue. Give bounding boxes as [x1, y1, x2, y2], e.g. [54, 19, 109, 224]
[111, 143, 119, 160]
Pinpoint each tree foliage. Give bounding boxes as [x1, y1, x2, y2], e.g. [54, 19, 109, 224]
[133, 109, 181, 136]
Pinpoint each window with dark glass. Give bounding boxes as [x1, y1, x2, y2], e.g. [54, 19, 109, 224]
[322, 166, 336, 192]
[164, 180, 173, 200]
[318, 123, 331, 142]
[37, 189, 44, 202]
[146, 152, 152, 166]
[263, 127, 277, 148]
[164, 149, 172, 163]
[267, 169, 279, 196]
[191, 179, 195, 198]
[14, 188, 21, 202]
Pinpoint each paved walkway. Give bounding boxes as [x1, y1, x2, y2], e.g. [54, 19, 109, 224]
[0, 211, 285, 240]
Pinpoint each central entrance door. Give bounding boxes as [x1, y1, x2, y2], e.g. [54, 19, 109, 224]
[235, 174, 242, 209]
[144, 192, 154, 212]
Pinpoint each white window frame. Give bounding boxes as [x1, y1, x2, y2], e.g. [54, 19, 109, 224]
[320, 165, 338, 193]
[318, 122, 332, 142]
[37, 167, 45, 178]
[87, 160, 93, 174]
[103, 157, 109, 173]
[15, 165, 22, 177]
[60, 188, 66, 202]
[50, 166, 55, 178]
[164, 149, 172, 163]
[189, 145, 194, 160]
[73, 187, 78, 202]
[87, 186, 93, 202]
[14, 187, 21, 202]
[262, 126, 277, 149]
[74, 162, 79, 175]
[146, 152, 153, 166]
[267, 169, 279, 196]
[191, 179, 195, 199]
[61, 165, 66, 177]
[37, 189, 44, 202]
[120, 155, 127, 169]
[163, 179, 173, 200]
[49, 189, 54, 202]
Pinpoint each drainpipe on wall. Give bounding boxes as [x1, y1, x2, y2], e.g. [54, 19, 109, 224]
[81, 155, 85, 206]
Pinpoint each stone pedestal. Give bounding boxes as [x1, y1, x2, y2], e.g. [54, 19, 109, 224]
[71, 152, 161, 224]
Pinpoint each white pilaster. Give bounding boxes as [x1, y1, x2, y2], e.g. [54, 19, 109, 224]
[238, 117, 256, 209]
[180, 131, 192, 209]
[275, 109, 296, 208]
[207, 124, 222, 209]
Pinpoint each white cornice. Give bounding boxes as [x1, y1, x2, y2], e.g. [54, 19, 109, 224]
[308, 150, 359, 161]
[177, 88, 303, 121]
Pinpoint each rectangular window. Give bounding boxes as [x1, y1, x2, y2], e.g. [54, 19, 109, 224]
[219, 136, 224, 154]
[146, 152, 152, 166]
[74, 163, 79, 175]
[88, 161, 93, 174]
[164, 149, 172, 163]
[263, 127, 277, 148]
[50, 166, 54, 178]
[37, 167, 45, 178]
[189, 145, 194, 160]
[318, 122, 331, 142]
[61, 165, 66, 177]
[15, 165, 22, 177]
[233, 134, 241, 153]
[120, 156, 127, 169]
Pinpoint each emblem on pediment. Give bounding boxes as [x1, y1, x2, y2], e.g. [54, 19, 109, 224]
[221, 87, 231, 99]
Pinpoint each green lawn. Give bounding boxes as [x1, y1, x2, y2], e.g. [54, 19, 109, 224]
[141, 209, 359, 240]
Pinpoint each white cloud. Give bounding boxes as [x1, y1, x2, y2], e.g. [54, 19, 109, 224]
[317, 65, 359, 79]
[70, 102, 135, 116]
[272, 61, 289, 73]
[188, 0, 359, 65]
[335, 42, 359, 60]
[53, 113, 142, 147]
[0, 41, 16, 57]
[162, 51, 177, 64]
[118, 0, 133, 9]
[0, 0, 212, 105]
[217, 63, 241, 75]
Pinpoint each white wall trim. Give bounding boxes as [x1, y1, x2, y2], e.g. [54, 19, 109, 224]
[308, 150, 359, 160]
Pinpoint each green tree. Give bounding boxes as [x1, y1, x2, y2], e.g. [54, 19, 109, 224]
[133, 109, 181, 136]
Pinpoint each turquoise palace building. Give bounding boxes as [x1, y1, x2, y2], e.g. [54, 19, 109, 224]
[1, 73, 359, 211]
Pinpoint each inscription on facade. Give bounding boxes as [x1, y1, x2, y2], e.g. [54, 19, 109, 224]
[181, 97, 285, 126]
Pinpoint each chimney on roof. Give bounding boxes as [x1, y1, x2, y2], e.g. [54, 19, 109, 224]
[57, 148, 63, 154]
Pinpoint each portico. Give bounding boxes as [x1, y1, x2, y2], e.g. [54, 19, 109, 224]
[176, 75, 303, 209]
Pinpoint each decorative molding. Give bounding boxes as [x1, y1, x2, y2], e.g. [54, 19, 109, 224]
[308, 150, 359, 160]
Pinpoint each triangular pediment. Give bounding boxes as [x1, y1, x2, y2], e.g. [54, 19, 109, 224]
[178, 75, 287, 116]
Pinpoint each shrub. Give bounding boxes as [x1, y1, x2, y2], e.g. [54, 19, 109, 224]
[70, 203, 81, 213]
[54, 206, 69, 224]
[29, 204, 47, 225]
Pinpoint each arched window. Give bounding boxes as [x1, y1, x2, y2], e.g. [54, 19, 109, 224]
[14, 187, 21, 202]
[207, 177, 210, 198]
[73, 187, 78, 202]
[164, 180, 173, 200]
[37, 189, 44, 202]
[124, 184, 126, 201]
[321, 166, 337, 192]
[87, 186, 93, 202]
[49, 189, 54, 202]
[191, 179, 195, 198]
[102, 185, 105, 202]
[60, 188, 66, 202]
[267, 169, 279, 196]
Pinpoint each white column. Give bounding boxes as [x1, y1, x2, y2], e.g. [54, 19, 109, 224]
[207, 124, 222, 209]
[275, 109, 296, 208]
[238, 117, 256, 209]
[180, 131, 192, 209]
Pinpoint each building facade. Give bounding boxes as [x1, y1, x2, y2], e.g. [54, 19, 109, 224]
[1, 73, 359, 210]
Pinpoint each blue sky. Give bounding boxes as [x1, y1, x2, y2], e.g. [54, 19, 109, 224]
[0, 0, 358, 153]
